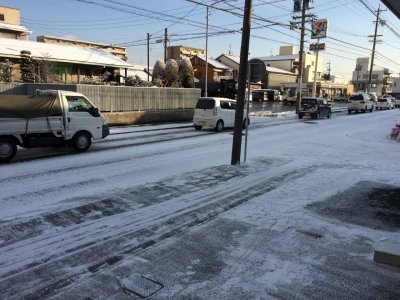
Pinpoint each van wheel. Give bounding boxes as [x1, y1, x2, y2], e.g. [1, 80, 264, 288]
[369, 106, 373, 112]
[0, 137, 17, 163]
[215, 120, 224, 132]
[194, 125, 202, 130]
[71, 131, 92, 152]
[363, 106, 367, 113]
[298, 114, 303, 119]
[348, 109, 352, 114]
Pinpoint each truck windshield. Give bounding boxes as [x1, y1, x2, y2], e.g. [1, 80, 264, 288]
[67, 96, 95, 112]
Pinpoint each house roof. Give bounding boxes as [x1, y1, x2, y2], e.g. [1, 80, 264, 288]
[0, 38, 133, 68]
[124, 64, 152, 81]
[0, 23, 30, 34]
[255, 54, 299, 62]
[194, 55, 231, 70]
[266, 66, 296, 75]
[216, 53, 240, 65]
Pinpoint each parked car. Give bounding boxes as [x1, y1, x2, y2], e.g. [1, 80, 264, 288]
[347, 92, 374, 113]
[333, 93, 347, 102]
[376, 97, 394, 110]
[298, 97, 331, 119]
[193, 97, 249, 132]
[394, 96, 400, 108]
[252, 89, 282, 102]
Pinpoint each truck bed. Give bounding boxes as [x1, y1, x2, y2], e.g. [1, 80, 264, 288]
[0, 116, 64, 135]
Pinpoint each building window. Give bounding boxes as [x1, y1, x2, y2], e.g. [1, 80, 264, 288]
[0, 14, 4, 22]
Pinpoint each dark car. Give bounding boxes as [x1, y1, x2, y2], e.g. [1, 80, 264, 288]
[298, 97, 331, 119]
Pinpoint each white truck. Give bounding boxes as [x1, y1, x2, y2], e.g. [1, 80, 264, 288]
[0, 90, 109, 163]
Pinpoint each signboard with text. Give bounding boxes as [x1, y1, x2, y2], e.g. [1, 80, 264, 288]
[311, 19, 328, 39]
[310, 43, 326, 51]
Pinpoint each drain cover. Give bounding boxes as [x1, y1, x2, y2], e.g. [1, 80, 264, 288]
[119, 274, 163, 298]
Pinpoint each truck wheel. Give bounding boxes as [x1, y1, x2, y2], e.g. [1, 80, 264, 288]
[348, 109, 352, 114]
[0, 137, 17, 163]
[369, 106, 373, 112]
[71, 131, 92, 152]
[194, 125, 202, 131]
[298, 114, 303, 119]
[243, 118, 250, 129]
[215, 120, 224, 132]
[327, 111, 331, 119]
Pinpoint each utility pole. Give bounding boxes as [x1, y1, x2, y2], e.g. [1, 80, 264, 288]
[147, 33, 150, 82]
[295, 0, 307, 113]
[311, 38, 320, 97]
[368, 5, 383, 92]
[164, 28, 168, 63]
[231, 0, 252, 165]
[205, 6, 209, 97]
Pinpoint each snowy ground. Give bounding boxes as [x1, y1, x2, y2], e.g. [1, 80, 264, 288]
[0, 109, 399, 299]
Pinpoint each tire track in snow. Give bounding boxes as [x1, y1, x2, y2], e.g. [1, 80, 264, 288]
[0, 161, 317, 299]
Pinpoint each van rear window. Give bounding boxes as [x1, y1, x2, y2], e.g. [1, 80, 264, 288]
[349, 94, 363, 101]
[196, 99, 215, 109]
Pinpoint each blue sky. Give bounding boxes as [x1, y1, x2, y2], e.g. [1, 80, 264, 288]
[3, 0, 400, 81]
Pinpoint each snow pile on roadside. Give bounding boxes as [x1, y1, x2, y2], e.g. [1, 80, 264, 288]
[249, 110, 295, 118]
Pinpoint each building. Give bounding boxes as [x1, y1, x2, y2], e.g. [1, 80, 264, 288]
[248, 58, 297, 90]
[215, 53, 240, 80]
[255, 45, 324, 83]
[37, 35, 128, 61]
[352, 57, 393, 96]
[0, 6, 30, 40]
[190, 55, 232, 83]
[0, 5, 134, 84]
[391, 77, 400, 97]
[0, 37, 132, 83]
[167, 45, 205, 61]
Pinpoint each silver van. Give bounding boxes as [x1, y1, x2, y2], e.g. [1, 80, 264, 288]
[193, 97, 249, 132]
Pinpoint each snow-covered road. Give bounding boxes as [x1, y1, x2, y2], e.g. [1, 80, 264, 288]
[0, 110, 399, 299]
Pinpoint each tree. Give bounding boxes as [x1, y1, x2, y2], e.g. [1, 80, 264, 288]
[35, 53, 54, 83]
[20, 50, 35, 83]
[179, 58, 195, 88]
[152, 60, 166, 87]
[0, 59, 12, 82]
[163, 59, 180, 87]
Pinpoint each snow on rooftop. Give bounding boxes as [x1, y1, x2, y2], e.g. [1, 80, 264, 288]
[196, 55, 232, 70]
[0, 38, 133, 68]
[0, 23, 30, 33]
[255, 54, 299, 61]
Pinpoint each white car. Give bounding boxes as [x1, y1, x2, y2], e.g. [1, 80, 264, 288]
[394, 97, 400, 108]
[193, 97, 249, 132]
[376, 97, 394, 110]
[347, 92, 374, 114]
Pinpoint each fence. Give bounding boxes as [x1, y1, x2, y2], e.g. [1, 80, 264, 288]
[0, 83, 200, 112]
